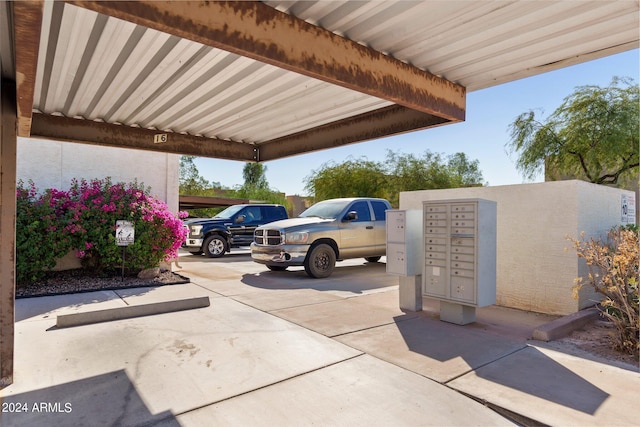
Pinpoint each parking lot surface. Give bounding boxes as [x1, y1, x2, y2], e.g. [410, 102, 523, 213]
[2, 249, 638, 426]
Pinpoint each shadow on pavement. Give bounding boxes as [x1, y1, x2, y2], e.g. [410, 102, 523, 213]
[14, 291, 124, 323]
[393, 315, 609, 415]
[14, 285, 176, 322]
[240, 261, 393, 294]
[177, 248, 251, 264]
[471, 346, 609, 415]
[0, 370, 179, 427]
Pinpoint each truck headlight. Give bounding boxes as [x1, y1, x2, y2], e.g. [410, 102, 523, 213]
[190, 225, 203, 236]
[285, 231, 308, 244]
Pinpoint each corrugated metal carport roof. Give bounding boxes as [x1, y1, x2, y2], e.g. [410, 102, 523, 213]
[5, 1, 639, 163]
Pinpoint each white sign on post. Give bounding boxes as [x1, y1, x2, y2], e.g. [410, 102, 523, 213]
[621, 194, 636, 225]
[116, 220, 135, 246]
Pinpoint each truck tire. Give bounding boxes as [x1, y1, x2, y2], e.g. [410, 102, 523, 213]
[267, 265, 288, 272]
[304, 243, 336, 278]
[365, 256, 381, 263]
[203, 234, 228, 258]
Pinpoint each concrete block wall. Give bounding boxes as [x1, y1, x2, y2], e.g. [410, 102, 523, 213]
[399, 180, 634, 316]
[17, 138, 180, 212]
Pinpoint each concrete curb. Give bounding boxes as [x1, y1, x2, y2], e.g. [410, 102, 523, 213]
[56, 296, 210, 328]
[532, 306, 600, 342]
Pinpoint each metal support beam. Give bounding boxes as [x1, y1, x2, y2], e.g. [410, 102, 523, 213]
[257, 105, 448, 161]
[30, 113, 258, 161]
[0, 79, 17, 388]
[68, 1, 465, 122]
[12, 1, 43, 138]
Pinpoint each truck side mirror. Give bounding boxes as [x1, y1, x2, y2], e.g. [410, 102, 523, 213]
[235, 215, 246, 224]
[344, 211, 358, 221]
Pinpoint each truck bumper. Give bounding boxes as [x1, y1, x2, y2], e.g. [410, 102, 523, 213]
[183, 238, 203, 249]
[250, 243, 309, 266]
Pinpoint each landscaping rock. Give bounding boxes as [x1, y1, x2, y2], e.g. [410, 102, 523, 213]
[138, 267, 160, 279]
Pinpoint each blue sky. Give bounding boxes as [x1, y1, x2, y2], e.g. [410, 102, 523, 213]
[194, 49, 639, 196]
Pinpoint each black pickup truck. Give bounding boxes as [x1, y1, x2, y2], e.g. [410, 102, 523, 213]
[183, 204, 288, 258]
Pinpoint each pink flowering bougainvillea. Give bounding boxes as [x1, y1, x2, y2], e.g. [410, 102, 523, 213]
[16, 181, 73, 284]
[16, 178, 188, 284]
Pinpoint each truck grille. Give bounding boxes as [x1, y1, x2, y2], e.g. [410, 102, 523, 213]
[254, 229, 283, 245]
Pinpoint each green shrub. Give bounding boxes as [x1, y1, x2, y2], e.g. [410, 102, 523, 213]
[16, 181, 72, 284]
[16, 178, 188, 285]
[568, 226, 639, 356]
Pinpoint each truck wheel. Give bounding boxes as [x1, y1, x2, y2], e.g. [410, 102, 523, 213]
[203, 235, 228, 258]
[365, 256, 381, 263]
[304, 243, 336, 278]
[267, 265, 288, 272]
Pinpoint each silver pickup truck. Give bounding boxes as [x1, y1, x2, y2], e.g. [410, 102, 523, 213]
[250, 197, 392, 278]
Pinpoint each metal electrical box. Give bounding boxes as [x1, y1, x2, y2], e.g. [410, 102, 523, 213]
[386, 209, 422, 276]
[422, 199, 497, 307]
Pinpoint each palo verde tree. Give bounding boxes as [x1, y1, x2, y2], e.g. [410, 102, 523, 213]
[507, 77, 639, 185]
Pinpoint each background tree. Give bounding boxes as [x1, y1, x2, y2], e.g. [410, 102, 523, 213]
[179, 156, 217, 195]
[180, 158, 289, 215]
[387, 151, 450, 192]
[386, 150, 484, 206]
[507, 77, 639, 185]
[179, 156, 226, 217]
[304, 157, 389, 202]
[242, 163, 269, 190]
[304, 150, 484, 206]
[231, 162, 289, 208]
[447, 152, 484, 187]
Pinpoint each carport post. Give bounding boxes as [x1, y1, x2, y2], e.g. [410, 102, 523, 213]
[0, 79, 17, 387]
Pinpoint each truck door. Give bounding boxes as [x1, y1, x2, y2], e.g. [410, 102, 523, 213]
[229, 206, 263, 246]
[370, 200, 390, 254]
[339, 201, 376, 258]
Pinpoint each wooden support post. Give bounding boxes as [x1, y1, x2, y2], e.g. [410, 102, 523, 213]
[0, 79, 17, 388]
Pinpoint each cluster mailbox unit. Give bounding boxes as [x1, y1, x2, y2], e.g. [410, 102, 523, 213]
[387, 198, 497, 325]
[386, 209, 423, 276]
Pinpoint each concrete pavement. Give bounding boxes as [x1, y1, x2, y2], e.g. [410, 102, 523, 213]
[1, 250, 638, 426]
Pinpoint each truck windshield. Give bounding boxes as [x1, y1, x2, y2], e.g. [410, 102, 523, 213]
[300, 200, 350, 219]
[213, 205, 244, 219]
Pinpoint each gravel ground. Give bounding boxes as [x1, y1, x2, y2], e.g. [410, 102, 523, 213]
[553, 318, 639, 370]
[16, 269, 189, 298]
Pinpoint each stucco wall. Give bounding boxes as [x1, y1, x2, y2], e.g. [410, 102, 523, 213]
[399, 180, 633, 315]
[17, 138, 179, 212]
